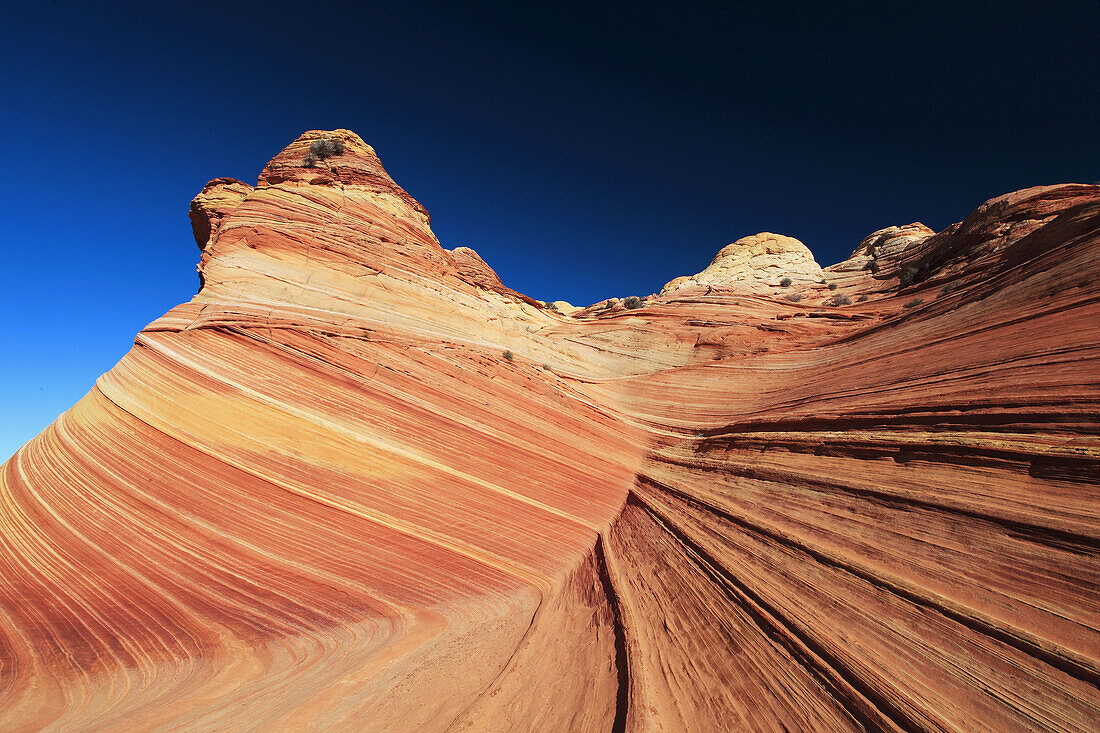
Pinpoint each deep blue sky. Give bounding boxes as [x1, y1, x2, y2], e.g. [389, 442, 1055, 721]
[2, 0, 1098, 459]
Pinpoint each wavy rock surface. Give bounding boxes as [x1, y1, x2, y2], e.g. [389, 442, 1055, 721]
[1, 130, 1098, 732]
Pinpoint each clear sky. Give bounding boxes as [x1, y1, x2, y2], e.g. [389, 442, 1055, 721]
[2, 0, 1098, 460]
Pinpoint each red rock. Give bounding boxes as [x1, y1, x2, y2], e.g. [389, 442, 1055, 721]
[1, 131, 1098, 731]
[448, 245, 505, 288]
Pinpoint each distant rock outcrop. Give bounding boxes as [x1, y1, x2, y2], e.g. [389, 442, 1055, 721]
[2, 131, 1098, 732]
[825, 222, 935, 285]
[661, 232, 825, 294]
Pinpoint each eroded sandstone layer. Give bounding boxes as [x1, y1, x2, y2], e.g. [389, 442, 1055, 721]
[1, 130, 1098, 732]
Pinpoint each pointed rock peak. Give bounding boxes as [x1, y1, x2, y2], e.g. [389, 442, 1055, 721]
[258, 129, 429, 218]
[259, 129, 373, 185]
[445, 245, 544, 307]
[661, 232, 823, 294]
[448, 246, 504, 288]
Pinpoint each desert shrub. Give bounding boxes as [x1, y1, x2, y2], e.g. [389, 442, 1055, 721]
[899, 266, 919, 287]
[302, 154, 318, 168]
[542, 363, 553, 371]
[832, 294, 851, 305]
[543, 301, 559, 311]
[903, 298, 923, 308]
[857, 294, 868, 302]
[939, 282, 956, 296]
[309, 138, 346, 159]
[779, 277, 792, 287]
[502, 350, 514, 361]
[623, 296, 644, 309]
[784, 292, 803, 302]
[828, 282, 838, 290]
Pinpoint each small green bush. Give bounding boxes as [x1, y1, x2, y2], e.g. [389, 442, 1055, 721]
[309, 138, 346, 159]
[857, 294, 869, 302]
[828, 282, 838, 290]
[502, 350, 514, 361]
[903, 298, 923, 308]
[623, 296, 644, 309]
[833, 294, 851, 305]
[543, 301, 559, 311]
[302, 154, 318, 168]
[779, 277, 792, 287]
[784, 292, 802, 302]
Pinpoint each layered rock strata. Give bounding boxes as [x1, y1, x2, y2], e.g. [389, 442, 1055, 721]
[1, 130, 1098, 732]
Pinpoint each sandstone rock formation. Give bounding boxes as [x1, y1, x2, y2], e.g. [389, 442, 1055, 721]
[824, 222, 935, 286]
[660, 232, 825, 294]
[1, 130, 1098, 732]
[447, 245, 505, 288]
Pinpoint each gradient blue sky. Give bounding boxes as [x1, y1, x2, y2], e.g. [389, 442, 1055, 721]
[2, 0, 1097, 459]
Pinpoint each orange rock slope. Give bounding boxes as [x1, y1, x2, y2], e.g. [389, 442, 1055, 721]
[1, 130, 1098, 731]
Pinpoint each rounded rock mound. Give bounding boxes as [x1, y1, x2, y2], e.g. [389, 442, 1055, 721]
[661, 232, 824, 294]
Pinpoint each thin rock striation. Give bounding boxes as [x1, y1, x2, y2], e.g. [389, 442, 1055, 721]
[1, 130, 1098, 732]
